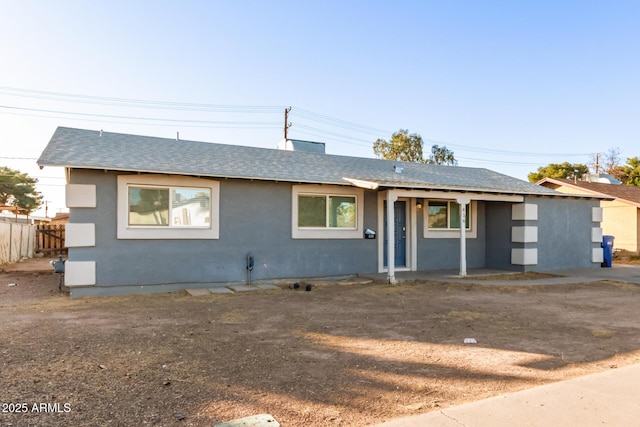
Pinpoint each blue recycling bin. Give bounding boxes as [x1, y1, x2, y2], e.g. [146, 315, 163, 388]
[601, 235, 615, 268]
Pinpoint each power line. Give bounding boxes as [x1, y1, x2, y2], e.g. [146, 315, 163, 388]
[0, 85, 603, 163]
[0, 86, 284, 113]
[456, 156, 553, 166]
[427, 139, 592, 158]
[291, 125, 377, 146]
[292, 108, 391, 136]
[0, 105, 281, 127]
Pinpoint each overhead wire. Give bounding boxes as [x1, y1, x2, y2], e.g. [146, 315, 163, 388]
[0, 86, 284, 113]
[0, 85, 596, 165]
[0, 105, 281, 128]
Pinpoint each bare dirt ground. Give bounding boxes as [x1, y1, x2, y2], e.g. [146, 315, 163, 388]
[1, 259, 640, 427]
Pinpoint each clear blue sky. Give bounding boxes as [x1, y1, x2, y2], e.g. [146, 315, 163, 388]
[1, 0, 638, 217]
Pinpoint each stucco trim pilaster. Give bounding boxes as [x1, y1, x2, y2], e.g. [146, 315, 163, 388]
[65, 223, 96, 247]
[65, 261, 96, 287]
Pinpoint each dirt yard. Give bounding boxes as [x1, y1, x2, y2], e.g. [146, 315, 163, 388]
[1, 259, 639, 427]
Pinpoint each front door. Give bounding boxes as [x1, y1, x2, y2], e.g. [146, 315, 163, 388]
[383, 200, 407, 267]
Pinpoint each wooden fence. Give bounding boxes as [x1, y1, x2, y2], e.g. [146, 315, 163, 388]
[36, 224, 67, 255]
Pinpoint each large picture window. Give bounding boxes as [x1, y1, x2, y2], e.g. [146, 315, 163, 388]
[128, 186, 211, 227]
[292, 185, 364, 239]
[427, 200, 470, 230]
[117, 175, 219, 239]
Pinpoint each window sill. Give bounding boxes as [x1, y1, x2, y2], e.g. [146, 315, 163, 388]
[425, 228, 477, 239]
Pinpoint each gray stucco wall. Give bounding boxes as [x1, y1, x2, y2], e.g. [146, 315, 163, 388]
[69, 170, 379, 294]
[416, 201, 487, 270]
[531, 196, 600, 271]
[485, 201, 521, 271]
[67, 169, 601, 296]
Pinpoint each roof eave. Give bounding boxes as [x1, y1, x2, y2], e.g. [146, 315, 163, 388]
[38, 163, 351, 187]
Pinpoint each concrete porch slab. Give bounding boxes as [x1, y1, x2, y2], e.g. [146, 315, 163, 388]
[209, 287, 234, 294]
[227, 284, 261, 292]
[185, 288, 211, 296]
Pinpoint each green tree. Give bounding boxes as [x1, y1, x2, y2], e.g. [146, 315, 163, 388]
[373, 129, 456, 165]
[0, 166, 43, 214]
[527, 162, 589, 183]
[374, 129, 424, 163]
[618, 157, 640, 187]
[426, 144, 457, 166]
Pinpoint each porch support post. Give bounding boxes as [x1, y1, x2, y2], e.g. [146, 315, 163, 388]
[457, 196, 470, 277]
[387, 190, 398, 284]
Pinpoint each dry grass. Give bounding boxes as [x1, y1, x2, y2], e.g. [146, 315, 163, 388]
[592, 329, 614, 339]
[462, 272, 562, 281]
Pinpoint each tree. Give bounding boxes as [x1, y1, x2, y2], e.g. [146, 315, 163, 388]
[527, 162, 589, 183]
[426, 144, 457, 166]
[0, 166, 43, 215]
[373, 129, 457, 165]
[373, 129, 424, 163]
[590, 148, 623, 179]
[618, 157, 640, 187]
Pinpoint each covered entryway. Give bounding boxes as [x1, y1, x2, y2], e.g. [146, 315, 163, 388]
[376, 189, 524, 283]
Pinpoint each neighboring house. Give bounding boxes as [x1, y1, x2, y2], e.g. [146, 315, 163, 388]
[50, 212, 70, 225]
[38, 127, 607, 297]
[538, 177, 640, 253]
[0, 209, 51, 225]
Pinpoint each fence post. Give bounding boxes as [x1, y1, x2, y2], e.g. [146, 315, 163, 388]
[19, 223, 24, 259]
[8, 222, 12, 262]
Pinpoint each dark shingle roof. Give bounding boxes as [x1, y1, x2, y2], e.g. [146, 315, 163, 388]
[38, 127, 559, 196]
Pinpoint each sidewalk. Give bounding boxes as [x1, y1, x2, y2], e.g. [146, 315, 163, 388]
[373, 363, 640, 426]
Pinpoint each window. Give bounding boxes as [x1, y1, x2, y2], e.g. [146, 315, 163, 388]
[117, 175, 219, 239]
[427, 200, 470, 230]
[128, 186, 211, 227]
[423, 199, 477, 239]
[292, 185, 364, 239]
[298, 194, 357, 229]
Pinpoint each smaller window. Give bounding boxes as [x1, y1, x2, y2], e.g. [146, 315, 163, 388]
[298, 194, 357, 229]
[427, 200, 470, 230]
[428, 201, 448, 229]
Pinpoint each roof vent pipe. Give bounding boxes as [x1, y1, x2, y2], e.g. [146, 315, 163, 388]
[176, 132, 180, 141]
[99, 129, 103, 137]
[394, 165, 403, 174]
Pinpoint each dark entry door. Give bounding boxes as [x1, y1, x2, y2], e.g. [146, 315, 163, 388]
[383, 200, 407, 267]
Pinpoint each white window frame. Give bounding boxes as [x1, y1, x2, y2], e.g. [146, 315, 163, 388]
[117, 174, 220, 239]
[292, 184, 364, 239]
[424, 200, 477, 239]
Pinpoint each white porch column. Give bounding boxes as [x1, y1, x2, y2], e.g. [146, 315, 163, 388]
[387, 190, 398, 284]
[457, 196, 470, 277]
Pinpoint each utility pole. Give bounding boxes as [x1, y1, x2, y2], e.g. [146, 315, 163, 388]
[594, 153, 600, 174]
[284, 107, 292, 140]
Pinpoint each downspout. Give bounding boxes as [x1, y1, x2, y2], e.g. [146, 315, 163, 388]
[387, 190, 398, 284]
[457, 196, 470, 277]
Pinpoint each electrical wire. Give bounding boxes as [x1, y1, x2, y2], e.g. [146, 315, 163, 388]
[0, 86, 284, 113]
[0, 105, 281, 127]
[0, 85, 601, 164]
